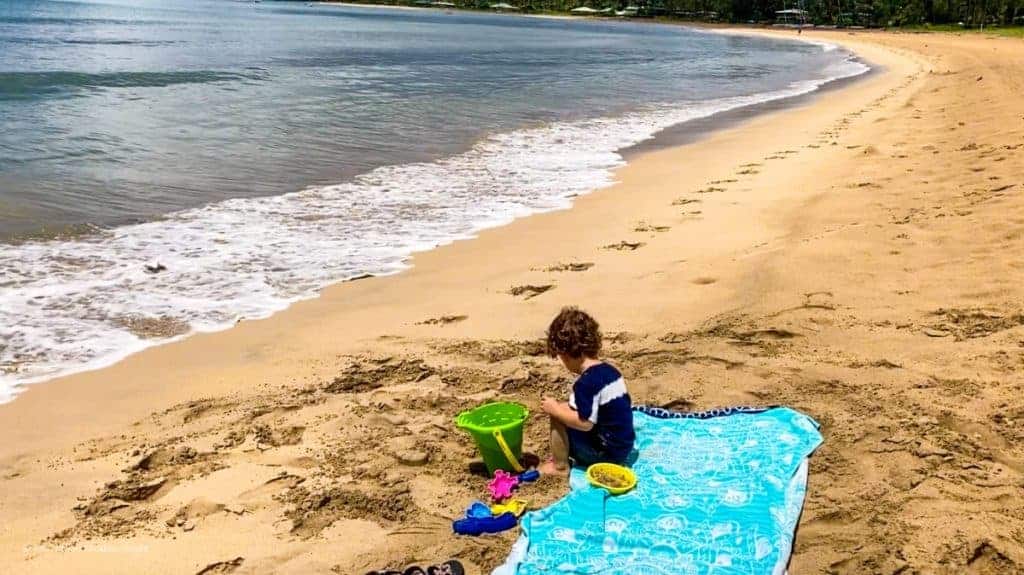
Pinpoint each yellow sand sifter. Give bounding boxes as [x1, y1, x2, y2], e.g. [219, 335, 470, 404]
[586, 462, 637, 495]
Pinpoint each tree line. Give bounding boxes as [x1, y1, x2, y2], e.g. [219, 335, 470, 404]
[649, 0, 1024, 26]
[388, 0, 1024, 27]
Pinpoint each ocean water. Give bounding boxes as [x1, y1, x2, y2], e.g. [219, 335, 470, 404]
[0, 0, 868, 400]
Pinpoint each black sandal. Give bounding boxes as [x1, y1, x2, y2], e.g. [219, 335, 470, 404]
[369, 560, 463, 575]
[427, 560, 465, 575]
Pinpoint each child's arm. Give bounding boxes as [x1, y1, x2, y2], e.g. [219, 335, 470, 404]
[541, 397, 595, 432]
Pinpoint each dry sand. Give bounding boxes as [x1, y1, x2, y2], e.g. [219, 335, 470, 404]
[2, 30, 1023, 575]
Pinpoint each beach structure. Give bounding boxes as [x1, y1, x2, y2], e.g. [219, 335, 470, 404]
[490, 2, 520, 10]
[570, 6, 601, 14]
[775, 8, 810, 25]
[645, 1, 669, 16]
[674, 10, 720, 20]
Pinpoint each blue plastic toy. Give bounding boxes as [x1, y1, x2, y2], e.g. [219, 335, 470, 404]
[518, 469, 540, 483]
[453, 512, 518, 536]
[465, 501, 492, 519]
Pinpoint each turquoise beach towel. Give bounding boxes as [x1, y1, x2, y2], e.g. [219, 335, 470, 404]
[492, 406, 823, 575]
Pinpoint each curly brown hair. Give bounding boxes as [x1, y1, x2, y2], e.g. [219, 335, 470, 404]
[546, 306, 602, 359]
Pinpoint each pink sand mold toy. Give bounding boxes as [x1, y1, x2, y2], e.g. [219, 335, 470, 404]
[487, 470, 519, 502]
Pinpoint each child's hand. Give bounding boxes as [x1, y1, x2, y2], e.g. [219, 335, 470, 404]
[541, 396, 560, 415]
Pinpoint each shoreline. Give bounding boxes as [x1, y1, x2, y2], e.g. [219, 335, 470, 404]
[5, 28, 1024, 575]
[0, 22, 869, 401]
[623, 49, 878, 158]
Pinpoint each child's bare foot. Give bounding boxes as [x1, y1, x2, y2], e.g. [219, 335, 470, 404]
[538, 458, 568, 476]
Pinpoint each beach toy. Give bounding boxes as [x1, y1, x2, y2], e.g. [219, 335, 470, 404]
[518, 469, 540, 483]
[586, 462, 637, 495]
[490, 499, 528, 517]
[487, 470, 519, 501]
[452, 512, 518, 536]
[465, 501, 492, 519]
[456, 402, 529, 475]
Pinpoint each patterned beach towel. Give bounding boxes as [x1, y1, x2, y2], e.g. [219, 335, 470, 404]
[492, 406, 823, 575]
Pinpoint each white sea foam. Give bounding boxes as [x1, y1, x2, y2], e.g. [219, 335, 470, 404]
[0, 50, 869, 402]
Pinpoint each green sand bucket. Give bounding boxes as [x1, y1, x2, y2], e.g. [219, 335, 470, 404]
[456, 402, 529, 476]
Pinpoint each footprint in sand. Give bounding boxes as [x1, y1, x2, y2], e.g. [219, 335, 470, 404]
[252, 424, 305, 448]
[691, 277, 718, 285]
[542, 262, 593, 272]
[196, 557, 244, 575]
[672, 198, 701, 207]
[634, 222, 670, 233]
[167, 497, 226, 531]
[603, 241, 644, 251]
[697, 186, 726, 194]
[418, 315, 468, 326]
[800, 294, 835, 311]
[508, 284, 554, 299]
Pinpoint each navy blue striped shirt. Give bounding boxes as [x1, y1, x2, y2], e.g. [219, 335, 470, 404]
[568, 362, 635, 461]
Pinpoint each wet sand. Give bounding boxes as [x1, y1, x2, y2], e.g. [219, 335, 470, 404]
[2, 30, 1024, 574]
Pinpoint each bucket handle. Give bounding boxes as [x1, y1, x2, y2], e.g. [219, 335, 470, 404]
[493, 429, 524, 473]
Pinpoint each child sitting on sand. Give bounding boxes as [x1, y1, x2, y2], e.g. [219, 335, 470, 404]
[539, 307, 635, 475]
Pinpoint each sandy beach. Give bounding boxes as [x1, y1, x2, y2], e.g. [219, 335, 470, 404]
[2, 29, 1023, 574]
